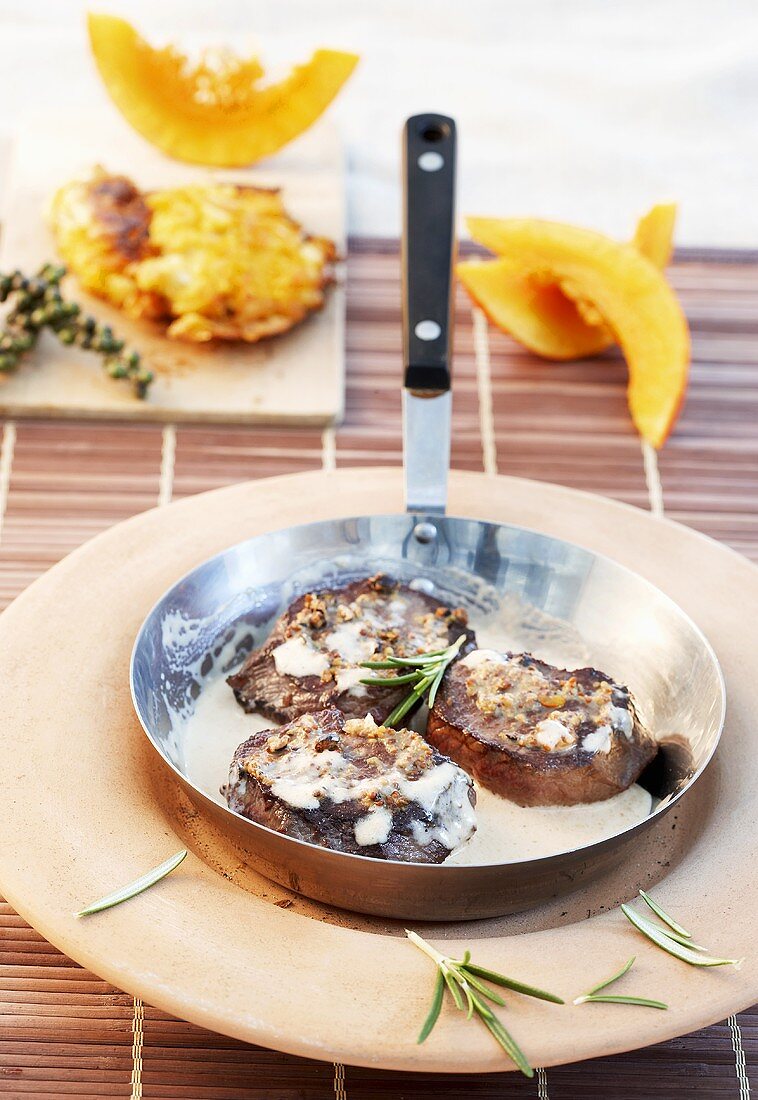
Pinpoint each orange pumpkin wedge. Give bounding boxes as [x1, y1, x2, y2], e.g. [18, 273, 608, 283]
[87, 14, 359, 166]
[457, 259, 611, 358]
[458, 203, 677, 362]
[458, 260, 613, 360]
[466, 217, 690, 448]
[632, 202, 677, 269]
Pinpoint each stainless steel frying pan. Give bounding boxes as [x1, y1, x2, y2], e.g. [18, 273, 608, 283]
[131, 115, 725, 920]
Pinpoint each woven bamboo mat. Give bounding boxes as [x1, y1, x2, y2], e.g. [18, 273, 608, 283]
[0, 239, 756, 1098]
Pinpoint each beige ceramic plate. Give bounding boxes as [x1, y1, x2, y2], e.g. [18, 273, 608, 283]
[0, 468, 755, 1073]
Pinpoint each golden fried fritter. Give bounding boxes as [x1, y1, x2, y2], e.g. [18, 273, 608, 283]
[48, 169, 336, 343]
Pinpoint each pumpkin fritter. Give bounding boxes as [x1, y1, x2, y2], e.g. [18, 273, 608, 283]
[48, 169, 336, 343]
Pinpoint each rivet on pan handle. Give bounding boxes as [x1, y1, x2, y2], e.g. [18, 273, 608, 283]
[401, 114, 457, 517]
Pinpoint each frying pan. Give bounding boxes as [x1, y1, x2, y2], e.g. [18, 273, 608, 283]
[131, 115, 725, 920]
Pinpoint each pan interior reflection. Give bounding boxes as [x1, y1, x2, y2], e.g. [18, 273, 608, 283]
[130, 513, 724, 919]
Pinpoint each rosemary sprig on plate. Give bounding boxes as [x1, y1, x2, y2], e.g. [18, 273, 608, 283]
[406, 929, 564, 1077]
[75, 849, 187, 917]
[359, 635, 465, 728]
[621, 891, 744, 968]
[573, 956, 668, 1010]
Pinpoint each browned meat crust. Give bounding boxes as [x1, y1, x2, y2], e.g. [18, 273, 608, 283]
[224, 708, 476, 862]
[227, 574, 475, 725]
[427, 651, 657, 806]
[87, 174, 154, 265]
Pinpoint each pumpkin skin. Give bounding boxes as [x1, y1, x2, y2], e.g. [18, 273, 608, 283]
[632, 202, 676, 269]
[458, 204, 677, 363]
[463, 215, 689, 449]
[87, 14, 359, 166]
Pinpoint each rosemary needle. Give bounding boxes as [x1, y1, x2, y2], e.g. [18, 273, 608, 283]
[575, 994, 668, 1010]
[639, 890, 691, 938]
[417, 970, 445, 1043]
[75, 849, 187, 917]
[656, 927, 709, 953]
[574, 956, 668, 1010]
[458, 968, 507, 1007]
[621, 904, 743, 968]
[573, 956, 667, 1010]
[443, 969, 466, 1012]
[584, 956, 636, 996]
[462, 962, 565, 1004]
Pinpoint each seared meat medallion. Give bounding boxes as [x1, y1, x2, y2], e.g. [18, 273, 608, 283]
[224, 708, 477, 862]
[427, 649, 657, 806]
[227, 574, 474, 725]
[224, 573, 655, 862]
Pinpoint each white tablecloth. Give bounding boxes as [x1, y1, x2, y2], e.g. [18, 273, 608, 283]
[1, 0, 756, 245]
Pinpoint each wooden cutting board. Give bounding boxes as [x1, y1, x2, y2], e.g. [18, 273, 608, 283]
[0, 112, 345, 424]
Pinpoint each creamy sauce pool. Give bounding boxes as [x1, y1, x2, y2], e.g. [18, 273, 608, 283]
[446, 784, 651, 864]
[182, 674, 653, 864]
[183, 675, 271, 807]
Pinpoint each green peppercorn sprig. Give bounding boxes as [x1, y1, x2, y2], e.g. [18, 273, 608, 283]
[0, 264, 153, 398]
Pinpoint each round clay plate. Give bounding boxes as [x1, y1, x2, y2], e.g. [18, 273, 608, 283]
[0, 468, 755, 1074]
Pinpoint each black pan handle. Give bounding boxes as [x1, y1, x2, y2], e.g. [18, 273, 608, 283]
[402, 114, 457, 394]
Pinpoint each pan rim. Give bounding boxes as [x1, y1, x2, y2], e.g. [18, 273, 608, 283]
[129, 509, 726, 874]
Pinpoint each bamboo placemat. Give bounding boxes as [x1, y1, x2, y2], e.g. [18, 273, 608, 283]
[0, 239, 756, 1098]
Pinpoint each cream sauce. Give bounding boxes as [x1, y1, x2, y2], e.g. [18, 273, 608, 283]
[182, 674, 652, 861]
[182, 675, 273, 806]
[334, 666, 369, 696]
[182, 681, 477, 850]
[460, 648, 507, 669]
[583, 725, 612, 754]
[271, 635, 329, 678]
[533, 717, 573, 751]
[181, 612, 654, 863]
[354, 806, 393, 846]
[446, 783, 652, 865]
[325, 620, 377, 665]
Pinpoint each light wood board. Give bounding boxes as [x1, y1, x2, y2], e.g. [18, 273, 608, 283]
[0, 112, 345, 424]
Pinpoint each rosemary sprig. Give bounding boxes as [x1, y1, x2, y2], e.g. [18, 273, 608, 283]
[407, 929, 565, 1077]
[573, 956, 668, 1010]
[621, 897, 743, 968]
[75, 849, 187, 917]
[360, 635, 465, 728]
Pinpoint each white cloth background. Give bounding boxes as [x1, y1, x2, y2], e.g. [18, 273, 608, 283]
[0, 0, 757, 245]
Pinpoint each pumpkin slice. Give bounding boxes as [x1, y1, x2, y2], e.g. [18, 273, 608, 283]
[87, 14, 359, 166]
[466, 217, 690, 448]
[459, 261, 612, 359]
[632, 202, 677, 269]
[458, 203, 677, 361]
